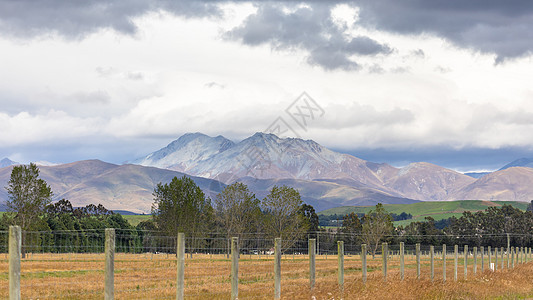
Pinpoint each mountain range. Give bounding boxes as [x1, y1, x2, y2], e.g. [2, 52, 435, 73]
[1, 132, 533, 213]
[131, 132, 533, 205]
[0, 160, 225, 214]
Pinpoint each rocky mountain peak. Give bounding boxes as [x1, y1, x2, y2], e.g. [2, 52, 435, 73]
[0, 158, 17, 168]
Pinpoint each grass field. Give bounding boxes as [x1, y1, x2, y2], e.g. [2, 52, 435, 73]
[0, 251, 532, 299]
[319, 200, 529, 226]
[122, 214, 151, 226]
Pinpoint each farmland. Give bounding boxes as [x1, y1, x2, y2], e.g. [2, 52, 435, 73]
[1, 251, 532, 299]
[319, 200, 529, 226]
[122, 214, 151, 226]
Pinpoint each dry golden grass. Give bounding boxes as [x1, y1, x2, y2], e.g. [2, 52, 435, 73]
[0, 252, 532, 299]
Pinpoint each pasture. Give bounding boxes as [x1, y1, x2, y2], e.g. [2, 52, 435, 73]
[1, 250, 532, 299]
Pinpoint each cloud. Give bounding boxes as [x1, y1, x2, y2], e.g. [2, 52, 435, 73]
[321, 103, 415, 129]
[226, 3, 393, 71]
[0, 110, 103, 146]
[355, 0, 533, 62]
[3, 1, 533, 64]
[0, 0, 221, 39]
[72, 91, 110, 105]
[205, 81, 226, 89]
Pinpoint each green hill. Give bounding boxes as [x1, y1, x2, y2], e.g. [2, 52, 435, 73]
[123, 214, 151, 226]
[319, 200, 529, 226]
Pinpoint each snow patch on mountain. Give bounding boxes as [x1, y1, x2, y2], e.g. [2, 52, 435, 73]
[130, 132, 235, 172]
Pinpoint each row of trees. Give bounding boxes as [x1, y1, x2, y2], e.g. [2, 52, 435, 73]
[335, 202, 533, 256]
[149, 177, 318, 249]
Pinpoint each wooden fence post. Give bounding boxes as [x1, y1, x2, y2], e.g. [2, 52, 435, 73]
[309, 239, 316, 290]
[480, 246, 484, 272]
[430, 245, 434, 282]
[400, 242, 405, 280]
[507, 244, 510, 269]
[442, 244, 446, 282]
[177, 233, 185, 300]
[105, 228, 115, 300]
[511, 247, 515, 268]
[9, 226, 21, 300]
[500, 247, 505, 271]
[473, 247, 477, 274]
[416, 243, 421, 279]
[464, 245, 468, 280]
[382, 243, 388, 281]
[338, 241, 344, 292]
[488, 246, 492, 271]
[274, 238, 281, 299]
[361, 244, 367, 284]
[454, 245, 458, 282]
[231, 237, 239, 300]
[494, 247, 498, 271]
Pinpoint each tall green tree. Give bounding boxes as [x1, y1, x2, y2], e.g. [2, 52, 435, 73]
[299, 204, 319, 238]
[5, 163, 53, 231]
[215, 182, 262, 238]
[152, 176, 213, 237]
[361, 203, 394, 258]
[341, 212, 362, 244]
[263, 185, 309, 248]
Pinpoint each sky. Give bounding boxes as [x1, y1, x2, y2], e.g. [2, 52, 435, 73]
[1, 0, 533, 172]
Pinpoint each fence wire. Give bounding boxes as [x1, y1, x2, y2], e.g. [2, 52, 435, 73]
[0, 230, 532, 299]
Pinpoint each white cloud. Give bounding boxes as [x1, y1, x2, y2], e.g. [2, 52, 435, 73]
[1, 3, 533, 169]
[0, 110, 103, 146]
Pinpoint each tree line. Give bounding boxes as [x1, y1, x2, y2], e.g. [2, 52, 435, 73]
[147, 177, 319, 250]
[326, 201, 533, 257]
[1, 163, 532, 255]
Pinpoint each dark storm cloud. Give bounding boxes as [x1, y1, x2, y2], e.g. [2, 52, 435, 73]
[3, 1, 533, 63]
[0, 0, 220, 39]
[226, 3, 393, 71]
[355, 0, 533, 62]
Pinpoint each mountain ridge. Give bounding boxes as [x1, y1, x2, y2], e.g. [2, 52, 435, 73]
[132, 132, 480, 202]
[2, 133, 533, 213]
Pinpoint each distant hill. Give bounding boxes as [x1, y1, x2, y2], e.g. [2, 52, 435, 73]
[319, 200, 529, 226]
[499, 157, 533, 170]
[240, 177, 418, 211]
[0, 160, 225, 214]
[464, 172, 490, 179]
[0, 158, 17, 168]
[0, 159, 414, 212]
[452, 167, 533, 202]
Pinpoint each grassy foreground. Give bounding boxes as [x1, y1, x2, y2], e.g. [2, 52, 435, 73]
[0, 252, 531, 299]
[319, 200, 529, 226]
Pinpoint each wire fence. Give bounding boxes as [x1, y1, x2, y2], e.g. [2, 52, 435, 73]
[1, 228, 532, 299]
